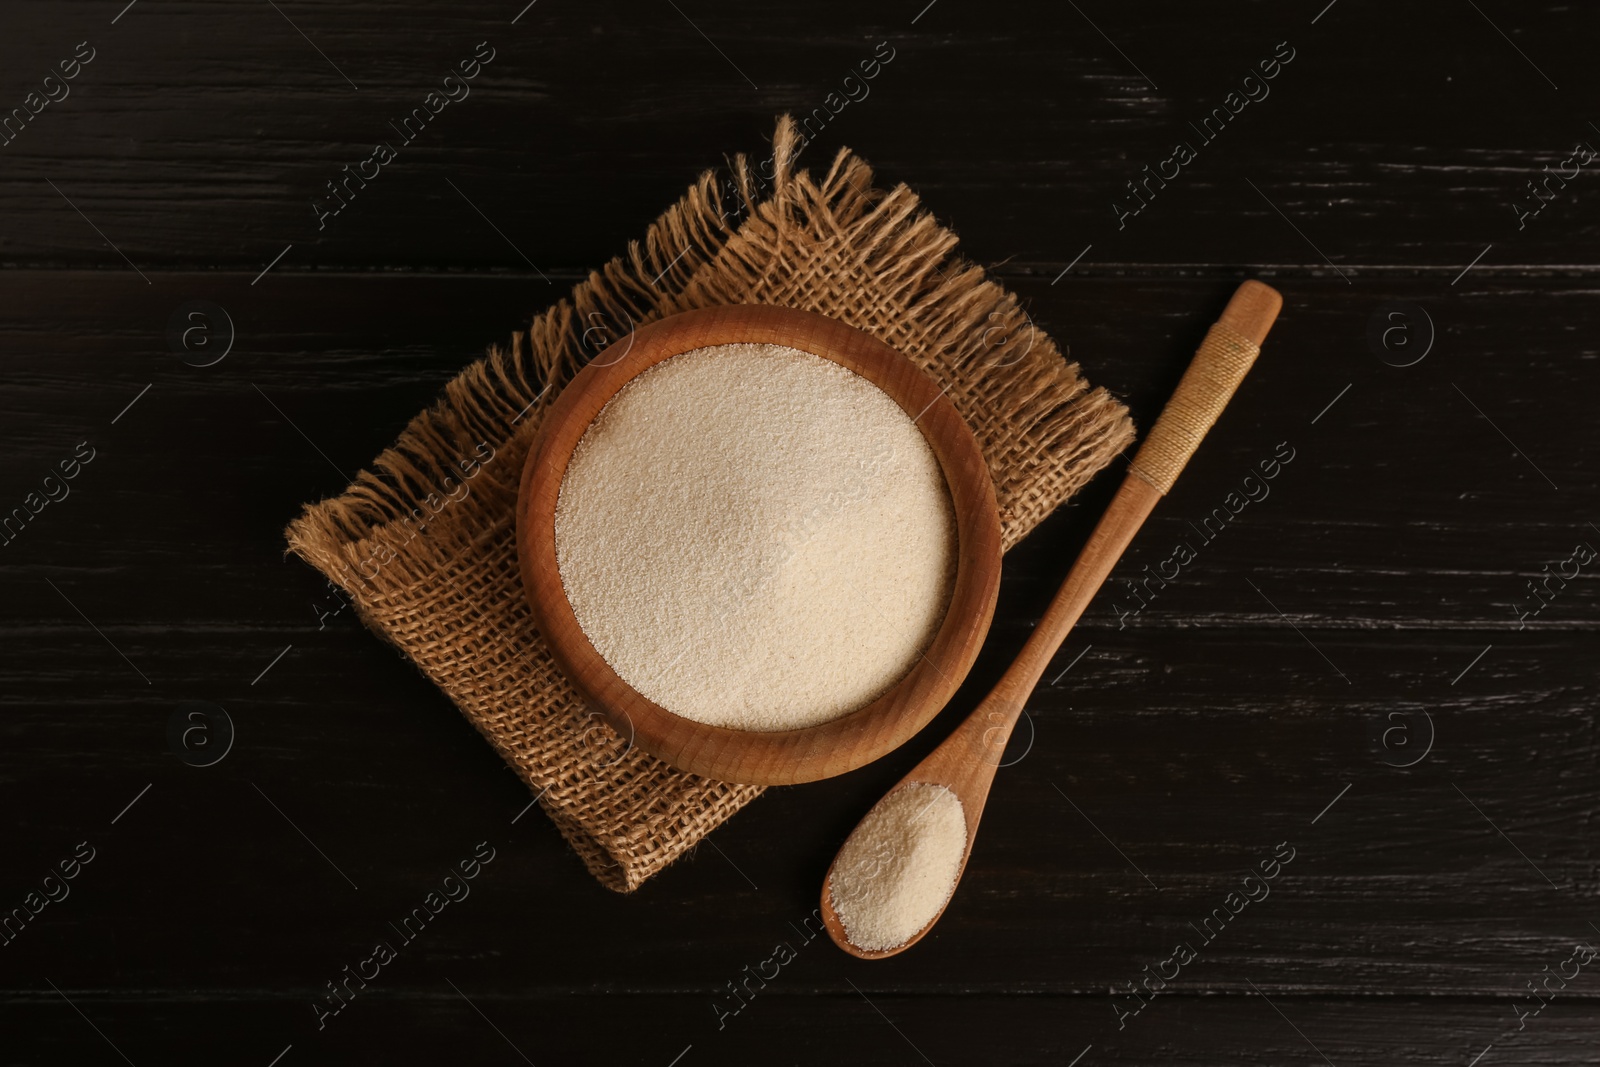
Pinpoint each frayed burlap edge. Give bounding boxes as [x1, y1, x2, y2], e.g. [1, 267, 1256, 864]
[285, 116, 1134, 892]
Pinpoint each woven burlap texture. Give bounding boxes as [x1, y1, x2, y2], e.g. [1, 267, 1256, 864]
[284, 116, 1134, 892]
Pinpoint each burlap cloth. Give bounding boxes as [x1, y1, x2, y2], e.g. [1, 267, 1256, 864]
[285, 116, 1133, 892]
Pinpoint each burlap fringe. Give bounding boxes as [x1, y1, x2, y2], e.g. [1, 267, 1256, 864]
[285, 116, 1133, 892]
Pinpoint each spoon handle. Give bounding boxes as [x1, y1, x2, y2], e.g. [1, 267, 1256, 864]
[822, 282, 1282, 958]
[930, 281, 1282, 787]
[990, 279, 1283, 718]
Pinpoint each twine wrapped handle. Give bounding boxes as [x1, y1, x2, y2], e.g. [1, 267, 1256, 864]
[1129, 280, 1284, 494]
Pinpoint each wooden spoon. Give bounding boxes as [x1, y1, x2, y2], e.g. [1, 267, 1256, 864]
[820, 280, 1284, 958]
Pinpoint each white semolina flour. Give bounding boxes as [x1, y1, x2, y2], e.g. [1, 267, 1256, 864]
[554, 342, 956, 731]
[829, 781, 967, 951]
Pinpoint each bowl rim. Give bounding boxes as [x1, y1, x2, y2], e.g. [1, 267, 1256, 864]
[515, 304, 1002, 786]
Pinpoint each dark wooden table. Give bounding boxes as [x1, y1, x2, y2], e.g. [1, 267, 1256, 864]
[3, 2, 1597, 1064]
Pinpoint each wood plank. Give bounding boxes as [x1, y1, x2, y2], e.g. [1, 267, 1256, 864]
[0, 272, 1591, 631]
[0, 3, 1595, 272]
[0, 993, 1587, 1066]
[0, 621, 1592, 993]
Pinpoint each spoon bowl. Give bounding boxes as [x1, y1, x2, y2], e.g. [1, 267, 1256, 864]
[820, 778, 984, 959]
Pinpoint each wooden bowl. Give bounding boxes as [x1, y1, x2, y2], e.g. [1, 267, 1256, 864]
[515, 305, 1002, 786]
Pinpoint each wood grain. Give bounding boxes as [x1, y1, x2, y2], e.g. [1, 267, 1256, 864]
[1, 1, 1598, 1060]
[1, 2, 1597, 274]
